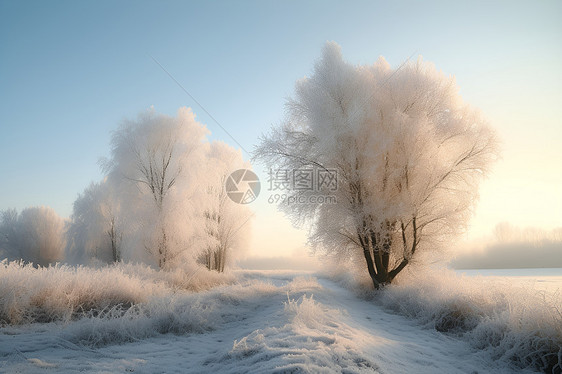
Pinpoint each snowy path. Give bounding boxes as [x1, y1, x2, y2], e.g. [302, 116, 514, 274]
[0, 271, 537, 373]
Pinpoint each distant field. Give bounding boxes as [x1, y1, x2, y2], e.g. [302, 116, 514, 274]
[457, 268, 562, 294]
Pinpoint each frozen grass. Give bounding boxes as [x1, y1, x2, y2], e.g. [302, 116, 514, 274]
[0, 270, 545, 372]
[0, 261, 321, 350]
[59, 276, 323, 348]
[0, 268, 320, 349]
[65, 277, 289, 346]
[336, 267, 562, 373]
[0, 260, 233, 326]
[3, 260, 561, 372]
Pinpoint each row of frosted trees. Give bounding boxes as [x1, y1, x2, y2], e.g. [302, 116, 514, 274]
[0, 107, 252, 271]
[2, 42, 500, 285]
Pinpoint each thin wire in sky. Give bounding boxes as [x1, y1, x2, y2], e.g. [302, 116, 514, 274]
[148, 54, 251, 156]
[149, 50, 417, 158]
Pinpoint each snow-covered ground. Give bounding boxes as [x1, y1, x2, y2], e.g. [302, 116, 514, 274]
[2, 269, 555, 374]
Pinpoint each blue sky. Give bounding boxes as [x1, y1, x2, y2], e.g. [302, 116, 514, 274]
[1, 0, 561, 256]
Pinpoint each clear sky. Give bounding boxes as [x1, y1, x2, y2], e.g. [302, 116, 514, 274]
[1, 0, 561, 258]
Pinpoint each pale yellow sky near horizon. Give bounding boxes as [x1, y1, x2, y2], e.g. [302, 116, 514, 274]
[460, 63, 562, 246]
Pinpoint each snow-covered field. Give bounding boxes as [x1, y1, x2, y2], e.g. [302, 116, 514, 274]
[458, 268, 562, 295]
[1, 264, 561, 373]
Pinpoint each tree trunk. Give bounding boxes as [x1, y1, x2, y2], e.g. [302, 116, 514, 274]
[158, 228, 167, 269]
[359, 225, 409, 289]
[220, 245, 226, 273]
[108, 217, 120, 263]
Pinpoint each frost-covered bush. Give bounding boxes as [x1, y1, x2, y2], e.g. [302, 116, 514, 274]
[376, 268, 562, 373]
[64, 276, 291, 347]
[0, 260, 233, 325]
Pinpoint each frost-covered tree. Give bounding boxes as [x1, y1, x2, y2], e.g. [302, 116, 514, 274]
[199, 141, 252, 272]
[0, 206, 66, 266]
[66, 181, 121, 264]
[0, 209, 18, 259]
[103, 107, 210, 269]
[67, 107, 253, 271]
[255, 43, 499, 288]
[493, 222, 562, 245]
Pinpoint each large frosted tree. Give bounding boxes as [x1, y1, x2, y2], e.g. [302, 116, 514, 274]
[102, 107, 210, 269]
[255, 43, 499, 288]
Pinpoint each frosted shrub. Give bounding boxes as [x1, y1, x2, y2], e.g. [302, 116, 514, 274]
[0, 260, 232, 325]
[284, 295, 328, 329]
[65, 294, 219, 346]
[377, 268, 562, 372]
